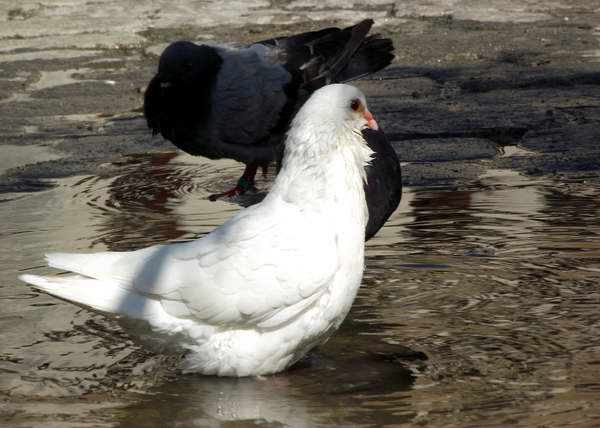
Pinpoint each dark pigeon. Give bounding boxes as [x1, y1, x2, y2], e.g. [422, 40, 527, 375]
[144, 19, 395, 200]
[144, 19, 401, 239]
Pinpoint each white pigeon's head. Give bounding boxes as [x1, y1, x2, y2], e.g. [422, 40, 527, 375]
[274, 84, 377, 212]
[281, 83, 377, 190]
[293, 84, 379, 136]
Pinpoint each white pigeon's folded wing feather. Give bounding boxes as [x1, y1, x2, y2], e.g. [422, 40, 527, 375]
[36, 204, 339, 328]
[180, 214, 338, 327]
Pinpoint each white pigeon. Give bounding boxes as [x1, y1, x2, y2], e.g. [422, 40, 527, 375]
[20, 84, 377, 377]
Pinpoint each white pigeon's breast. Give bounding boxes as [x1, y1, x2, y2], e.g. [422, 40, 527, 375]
[180, 271, 364, 377]
[176, 219, 366, 377]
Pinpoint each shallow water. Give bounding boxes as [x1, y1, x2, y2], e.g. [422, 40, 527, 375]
[2, 153, 600, 427]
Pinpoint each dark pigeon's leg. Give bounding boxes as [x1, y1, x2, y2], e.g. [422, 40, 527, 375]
[208, 164, 259, 201]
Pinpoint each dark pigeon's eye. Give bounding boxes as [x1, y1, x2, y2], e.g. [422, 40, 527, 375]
[350, 99, 361, 111]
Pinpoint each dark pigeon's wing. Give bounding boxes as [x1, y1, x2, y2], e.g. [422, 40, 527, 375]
[209, 45, 294, 158]
[255, 19, 394, 92]
[363, 129, 402, 240]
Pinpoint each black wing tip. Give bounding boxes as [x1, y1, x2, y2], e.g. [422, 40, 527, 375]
[291, 19, 395, 88]
[355, 19, 374, 31]
[346, 18, 374, 32]
[362, 36, 395, 59]
[335, 34, 395, 82]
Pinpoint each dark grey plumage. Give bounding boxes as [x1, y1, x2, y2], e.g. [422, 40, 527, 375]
[363, 129, 402, 241]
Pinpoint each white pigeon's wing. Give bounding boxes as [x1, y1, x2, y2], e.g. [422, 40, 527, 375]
[176, 206, 339, 327]
[46, 203, 339, 328]
[211, 45, 292, 146]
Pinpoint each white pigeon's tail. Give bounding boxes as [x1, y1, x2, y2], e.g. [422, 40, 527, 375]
[19, 273, 164, 320]
[44, 249, 146, 282]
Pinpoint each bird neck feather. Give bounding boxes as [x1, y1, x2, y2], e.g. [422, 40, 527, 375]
[269, 122, 374, 228]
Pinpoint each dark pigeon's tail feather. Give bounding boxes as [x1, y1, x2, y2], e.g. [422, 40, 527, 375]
[258, 19, 394, 92]
[256, 27, 340, 54]
[337, 35, 395, 83]
[363, 129, 402, 240]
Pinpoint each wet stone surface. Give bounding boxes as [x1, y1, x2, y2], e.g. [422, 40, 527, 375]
[1, 1, 600, 427]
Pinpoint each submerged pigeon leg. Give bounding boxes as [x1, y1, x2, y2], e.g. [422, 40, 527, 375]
[208, 164, 259, 201]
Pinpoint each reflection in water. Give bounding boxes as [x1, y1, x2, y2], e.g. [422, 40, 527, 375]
[406, 189, 475, 255]
[116, 344, 416, 427]
[3, 157, 600, 426]
[59, 152, 250, 249]
[90, 152, 187, 250]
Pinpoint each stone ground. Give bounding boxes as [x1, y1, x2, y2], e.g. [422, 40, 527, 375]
[0, 0, 599, 195]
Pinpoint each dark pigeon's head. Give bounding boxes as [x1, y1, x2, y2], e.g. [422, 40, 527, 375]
[144, 41, 224, 135]
[157, 41, 223, 87]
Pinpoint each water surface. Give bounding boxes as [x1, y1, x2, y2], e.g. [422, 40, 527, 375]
[2, 153, 600, 427]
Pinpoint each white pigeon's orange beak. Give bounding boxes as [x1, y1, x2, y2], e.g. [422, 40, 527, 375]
[363, 109, 379, 130]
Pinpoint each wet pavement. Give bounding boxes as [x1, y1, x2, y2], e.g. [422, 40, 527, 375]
[1, 1, 600, 427]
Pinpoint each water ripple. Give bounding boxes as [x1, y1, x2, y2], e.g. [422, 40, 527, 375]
[2, 160, 600, 426]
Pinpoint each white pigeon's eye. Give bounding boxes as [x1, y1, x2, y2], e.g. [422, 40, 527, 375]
[350, 99, 361, 112]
